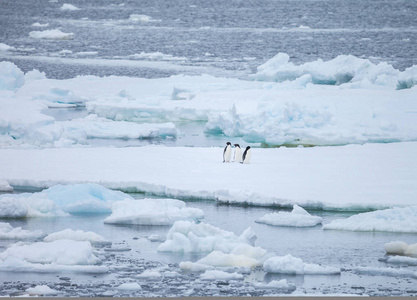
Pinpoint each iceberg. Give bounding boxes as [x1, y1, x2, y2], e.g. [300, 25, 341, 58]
[0, 61, 25, 90]
[323, 206, 417, 233]
[104, 198, 204, 225]
[256, 204, 323, 227]
[263, 254, 341, 275]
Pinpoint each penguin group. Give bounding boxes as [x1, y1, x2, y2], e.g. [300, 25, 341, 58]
[223, 142, 251, 164]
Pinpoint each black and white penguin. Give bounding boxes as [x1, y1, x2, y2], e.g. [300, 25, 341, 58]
[233, 144, 242, 163]
[241, 146, 251, 164]
[223, 142, 232, 162]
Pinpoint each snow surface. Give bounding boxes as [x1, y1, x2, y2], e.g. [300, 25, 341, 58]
[263, 254, 341, 275]
[323, 206, 417, 233]
[0, 143, 416, 211]
[104, 198, 204, 225]
[257, 204, 323, 227]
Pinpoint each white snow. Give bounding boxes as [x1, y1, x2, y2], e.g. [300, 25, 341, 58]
[104, 198, 204, 225]
[200, 270, 244, 280]
[0, 180, 13, 192]
[263, 254, 341, 275]
[136, 269, 162, 279]
[0, 61, 24, 90]
[384, 241, 417, 257]
[60, 3, 80, 11]
[31, 22, 49, 27]
[44, 229, 109, 244]
[0, 183, 130, 217]
[0, 222, 45, 240]
[29, 29, 74, 40]
[252, 279, 295, 290]
[323, 206, 417, 233]
[257, 204, 323, 227]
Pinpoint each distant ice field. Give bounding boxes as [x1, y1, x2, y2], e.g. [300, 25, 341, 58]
[1, 0, 417, 78]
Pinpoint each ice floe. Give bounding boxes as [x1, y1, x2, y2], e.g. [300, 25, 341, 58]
[323, 206, 417, 233]
[0, 239, 108, 273]
[200, 270, 244, 280]
[29, 29, 74, 40]
[263, 254, 341, 275]
[60, 3, 80, 11]
[44, 229, 110, 245]
[0, 183, 130, 217]
[0, 222, 45, 240]
[104, 198, 204, 225]
[256, 204, 323, 227]
[26, 285, 58, 296]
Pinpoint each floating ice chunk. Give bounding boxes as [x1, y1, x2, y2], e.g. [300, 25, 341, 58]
[0, 195, 67, 218]
[352, 266, 416, 277]
[323, 206, 417, 233]
[257, 204, 323, 227]
[26, 285, 58, 295]
[158, 221, 253, 253]
[44, 229, 110, 245]
[129, 14, 161, 23]
[29, 29, 74, 40]
[24, 69, 46, 82]
[0, 43, 16, 52]
[0, 61, 25, 90]
[251, 53, 400, 88]
[0, 180, 13, 192]
[0, 240, 102, 266]
[200, 270, 243, 280]
[136, 269, 162, 279]
[116, 282, 142, 290]
[197, 250, 263, 268]
[384, 241, 417, 257]
[45, 183, 130, 214]
[0, 222, 45, 240]
[130, 52, 187, 61]
[31, 22, 49, 27]
[386, 255, 417, 266]
[104, 198, 204, 225]
[60, 3, 80, 10]
[263, 254, 341, 275]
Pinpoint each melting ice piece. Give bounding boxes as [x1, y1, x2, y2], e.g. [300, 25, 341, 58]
[104, 198, 204, 225]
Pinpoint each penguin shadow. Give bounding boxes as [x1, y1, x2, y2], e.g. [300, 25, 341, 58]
[223, 142, 251, 164]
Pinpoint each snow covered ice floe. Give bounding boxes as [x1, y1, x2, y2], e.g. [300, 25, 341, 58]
[44, 229, 110, 245]
[0, 222, 45, 240]
[323, 206, 417, 233]
[26, 285, 58, 296]
[263, 254, 341, 275]
[200, 270, 244, 280]
[0, 183, 130, 217]
[0, 240, 108, 273]
[29, 29, 74, 40]
[104, 198, 204, 225]
[256, 204, 322, 227]
[60, 3, 80, 11]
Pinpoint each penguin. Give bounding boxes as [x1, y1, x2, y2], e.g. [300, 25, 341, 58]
[241, 146, 251, 164]
[233, 144, 242, 163]
[223, 142, 232, 163]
